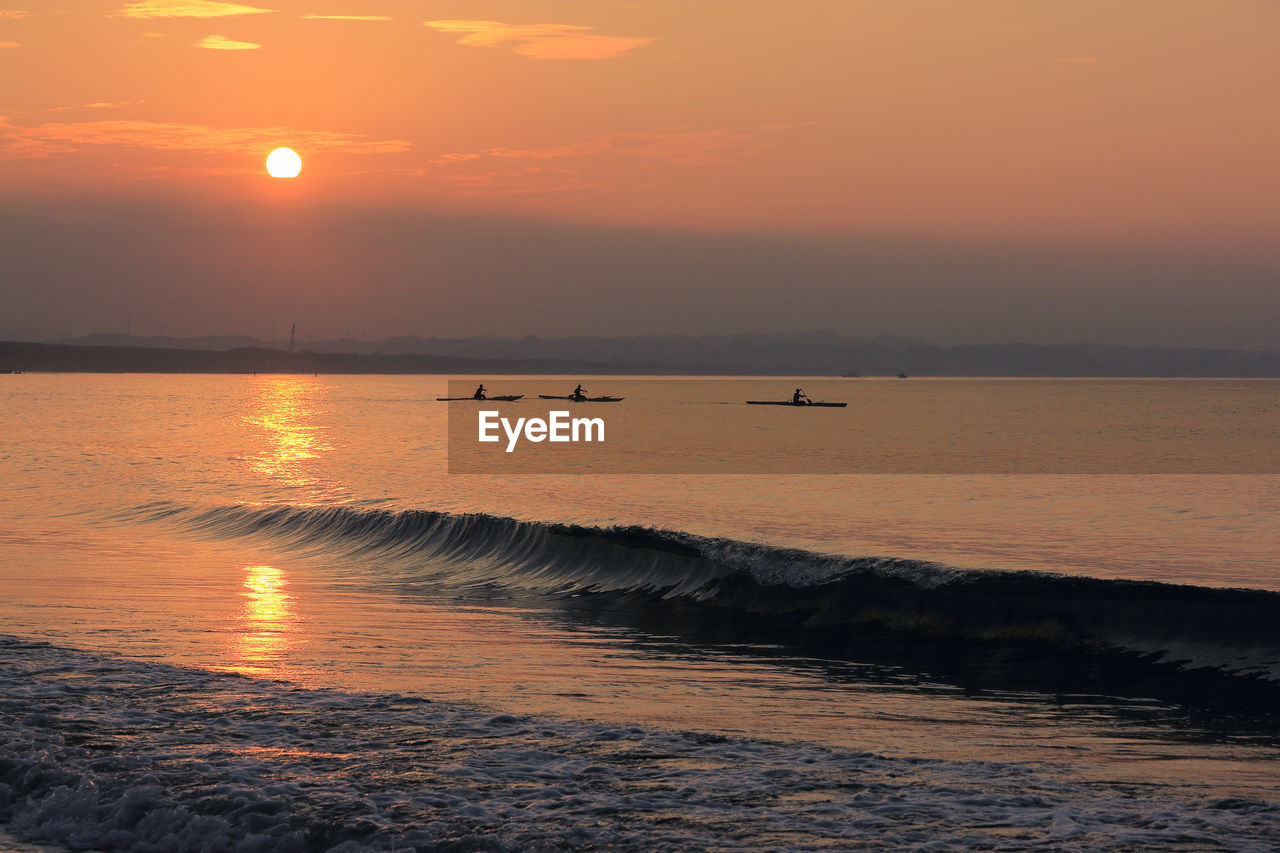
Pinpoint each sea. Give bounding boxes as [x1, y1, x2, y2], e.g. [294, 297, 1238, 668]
[1, 373, 1278, 851]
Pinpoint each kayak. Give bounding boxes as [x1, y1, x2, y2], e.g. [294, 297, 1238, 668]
[746, 400, 847, 407]
[436, 395, 524, 401]
[538, 395, 625, 402]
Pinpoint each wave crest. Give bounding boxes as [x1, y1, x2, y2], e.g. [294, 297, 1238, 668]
[123, 502, 1280, 696]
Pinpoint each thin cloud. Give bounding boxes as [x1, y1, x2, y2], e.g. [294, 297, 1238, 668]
[301, 14, 392, 21]
[1054, 56, 1100, 65]
[611, 128, 768, 166]
[33, 100, 147, 113]
[0, 40, 17, 49]
[424, 19, 652, 60]
[446, 167, 609, 204]
[115, 1, 276, 19]
[0, 9, 28, 20]
[444, 125, 787, 168]
[438, 153, 481, 163]
[0, 117, 411, 161]
[129, 163, 258, 176]
[484, 140, 612, 160]
[756, 121, 818, 131]
[195, 34, 260, 50]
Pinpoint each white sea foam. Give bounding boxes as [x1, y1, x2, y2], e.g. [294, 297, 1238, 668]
[1, 636, 1276, 852]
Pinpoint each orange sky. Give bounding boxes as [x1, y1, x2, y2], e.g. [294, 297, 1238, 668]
[1, 1, 1278, 342]
[1, 0, 1275, 242]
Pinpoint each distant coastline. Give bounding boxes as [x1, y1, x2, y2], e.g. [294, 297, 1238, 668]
[3, 336, 1279, 377]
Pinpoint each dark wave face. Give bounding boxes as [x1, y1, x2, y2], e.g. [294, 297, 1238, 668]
[125, 502, 1280, 716]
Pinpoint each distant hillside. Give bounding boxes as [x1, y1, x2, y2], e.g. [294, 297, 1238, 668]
[0, 342, 702, 375]
[393, 335, 1280, 377]
[2, 335, 1278, 376]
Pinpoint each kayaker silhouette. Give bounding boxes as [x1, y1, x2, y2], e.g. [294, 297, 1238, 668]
[792, 388, 810, 405]
[473, 384, 486, 400]
[571, 384, 587, 402]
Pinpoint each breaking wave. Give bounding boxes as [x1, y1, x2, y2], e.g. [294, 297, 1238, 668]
[5, 637, 1277, 852]
[123, 502, 1280, 704]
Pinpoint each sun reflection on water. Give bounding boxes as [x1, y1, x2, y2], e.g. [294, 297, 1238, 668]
[245, 376, 334, 488]
[230, 563, 297, 676]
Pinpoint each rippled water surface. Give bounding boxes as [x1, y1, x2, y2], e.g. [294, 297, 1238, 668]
[2, 374, 1278, 850]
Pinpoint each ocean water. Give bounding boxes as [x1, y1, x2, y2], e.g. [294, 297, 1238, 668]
[2, 373, 1278, 851]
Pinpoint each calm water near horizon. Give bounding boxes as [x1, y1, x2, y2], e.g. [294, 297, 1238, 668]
[3, 373, 1279, 850]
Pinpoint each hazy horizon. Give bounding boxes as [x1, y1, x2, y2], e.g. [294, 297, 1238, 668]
[4, 194, 1279, 348]
[2, 1, 1278, 347]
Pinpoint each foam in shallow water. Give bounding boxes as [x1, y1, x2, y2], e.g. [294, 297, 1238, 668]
[1, 637, 1277, 852]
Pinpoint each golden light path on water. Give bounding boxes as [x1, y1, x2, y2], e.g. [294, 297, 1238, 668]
[230, 564, 297, 677]
[244, 375, 336, 496]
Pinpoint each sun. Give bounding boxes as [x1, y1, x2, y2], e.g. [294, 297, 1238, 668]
[265, 147, 302, 179]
